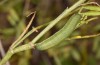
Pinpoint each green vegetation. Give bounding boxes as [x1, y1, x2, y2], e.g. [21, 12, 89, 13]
[0, 0, 100, 65]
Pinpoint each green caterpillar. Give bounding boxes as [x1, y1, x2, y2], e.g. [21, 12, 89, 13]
[35, 14, 81, 50]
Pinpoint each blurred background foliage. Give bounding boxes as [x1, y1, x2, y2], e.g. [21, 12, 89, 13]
[0, 0, 100, 65]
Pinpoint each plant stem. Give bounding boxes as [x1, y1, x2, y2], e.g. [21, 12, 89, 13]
[0, 51, 13, 65]
[66, 33, 100, 40]
[11, 21, 48, 49]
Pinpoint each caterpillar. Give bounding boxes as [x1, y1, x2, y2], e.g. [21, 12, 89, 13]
[35, 14, 82, 50]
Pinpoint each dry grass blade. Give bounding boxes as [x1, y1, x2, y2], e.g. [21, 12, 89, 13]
[10, 11, 36, 49]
